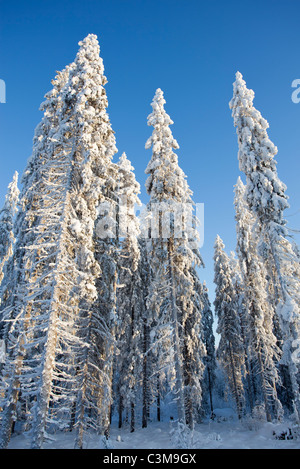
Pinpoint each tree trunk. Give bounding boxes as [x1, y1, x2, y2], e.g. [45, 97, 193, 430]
[130, 306, 135, 433]
[118, 394, 123, 429]
[257, 350, 272, 423]
[207, 367, 214, 415]
[130, 402, 135, 433]
[103, 268, 118, 440]
[228, 342, 243, 420]
[142, 306, 150, 428]
[157, 378, 161, 422]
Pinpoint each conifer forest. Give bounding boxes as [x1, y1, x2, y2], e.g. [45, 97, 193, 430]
[0, 33, 299, 450]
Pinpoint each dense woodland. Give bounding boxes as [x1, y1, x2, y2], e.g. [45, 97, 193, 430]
[0, 34, 299, 449]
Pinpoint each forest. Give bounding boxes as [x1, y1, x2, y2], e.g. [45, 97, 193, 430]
[0, 34, 299, 450]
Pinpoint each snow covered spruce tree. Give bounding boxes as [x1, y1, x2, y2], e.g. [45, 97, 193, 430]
[0, 171, 19, 378]
[230, 72, 300, 421]
[228, 250, 256, 413]
[201, 282, 217, 417]
[213, 235, 245, 419]
[234, 177, 282, 421]
[114, 152, 143, 433]
[53, 34, 119, 449]
[183, 264, 206, 428]
[0, 34, 119, 449]
[0, 65, 72, 448]
[138, 237, 152, 429]
[144, 88, 205, 429]
[0, 172, 19, 290]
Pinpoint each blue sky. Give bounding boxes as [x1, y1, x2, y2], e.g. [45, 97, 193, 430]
[1, 0, 300, 306]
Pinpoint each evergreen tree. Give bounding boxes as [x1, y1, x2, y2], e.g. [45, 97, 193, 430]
[0, 171, 19, 373]
[0, 172, 19, 289]
[0, 65, 71, 449]
[145, 88, 205, 428]
[183, 266, 206, 427]
[213, 235, 245, 419]
[230, 72, 300, 420]
[229, 250, 256, 413]
[201, 281, 217, 417]
[57, 34, 118, 448]
[138, 237, 151, 428]
[0, 34, 119, 449]
[114, 152, 142, 433]
[234, 177, 282, 420]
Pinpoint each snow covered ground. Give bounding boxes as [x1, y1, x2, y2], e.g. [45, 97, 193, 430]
[7, 409, 300, 449]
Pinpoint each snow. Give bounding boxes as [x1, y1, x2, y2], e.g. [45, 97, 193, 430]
[0, 339, 5, 363]
[70, 218, 82, 234]
[6, 415, 300, 449]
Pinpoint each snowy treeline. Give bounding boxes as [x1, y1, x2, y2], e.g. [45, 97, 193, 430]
[0, 36, 299, 450]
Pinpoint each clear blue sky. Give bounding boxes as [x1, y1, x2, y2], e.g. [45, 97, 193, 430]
[1, 0, 300, 306]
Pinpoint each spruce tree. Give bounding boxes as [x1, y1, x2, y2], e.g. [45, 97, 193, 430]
[183, 266, 206, 427]
[213, 235, 245, 419]
[230, 72, 300, 420]
[0, 172, 19, 289]
[234, 177, 282, 420]
[0, 34, 119, 449]
[138, 237, 151, 428]
[0, 66, 71, 449]
[0, 172, 19, 372]
[145, 88, 205, 428]
[114, 152, 142, 433]
[201, 282, 217, 417]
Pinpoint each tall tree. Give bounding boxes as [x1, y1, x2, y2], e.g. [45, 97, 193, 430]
[145, 88, 205, 428]
[56, 34, 119, 449]
[201, 281, 217, 418]
[138, 237, 151, 429]
[114, 152, 142, 433]
[0, 171, 19, 389]
[0, 34, 119, 449]
[183, 265, 206, 428]
[0, 65, 71, 449]
[234, 177, 283, 420]
[230, 72, 300, 420]
[213, 235, 245, 419]
[0, 172, 19, 289]
[0, 171, 19, 367]
[51, 34, 119, 449]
